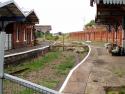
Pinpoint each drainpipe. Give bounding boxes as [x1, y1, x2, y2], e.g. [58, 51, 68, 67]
[0, 21, 5, 94]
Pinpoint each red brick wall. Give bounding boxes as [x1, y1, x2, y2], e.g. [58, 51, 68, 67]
[12, 23, 35, 49]
[69, 29, 122, 46]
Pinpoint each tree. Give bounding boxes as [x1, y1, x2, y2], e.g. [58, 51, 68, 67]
[85, 20, 95, 27]
[35, 31, 44, 38]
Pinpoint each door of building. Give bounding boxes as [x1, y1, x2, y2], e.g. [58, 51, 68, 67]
[5, 34, 12, 50]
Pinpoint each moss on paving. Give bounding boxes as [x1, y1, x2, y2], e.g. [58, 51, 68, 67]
[111, 66, 125, 78]
[107, 88, 125, 94]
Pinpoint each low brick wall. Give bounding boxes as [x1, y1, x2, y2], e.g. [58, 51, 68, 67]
[69, 31, 122, 46]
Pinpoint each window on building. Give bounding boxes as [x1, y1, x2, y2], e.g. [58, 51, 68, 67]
[31, 29, 33, 41]
[16, 27, 19, 42]
[24, 29, 26, 41]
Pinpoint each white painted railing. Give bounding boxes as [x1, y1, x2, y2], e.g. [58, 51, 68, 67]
[4, 73, 60, 94]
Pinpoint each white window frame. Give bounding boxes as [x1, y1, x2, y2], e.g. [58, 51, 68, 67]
[24, 29, 26, 41]
[16, 27, 19, 42]
[31, 29, 33, 41]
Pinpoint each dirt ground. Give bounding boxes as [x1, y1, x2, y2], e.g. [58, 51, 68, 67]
[62, 45, 125, 94]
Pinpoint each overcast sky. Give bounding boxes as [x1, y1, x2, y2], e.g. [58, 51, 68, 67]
[2, 0, 96, 33]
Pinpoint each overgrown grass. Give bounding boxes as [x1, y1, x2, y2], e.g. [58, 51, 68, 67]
[40, 79, 59, 89]
[107, 91, 118, 94]
[107, 87, 125, 94]
[16, 89, 34, 94]
[5, 51, 60, 73]
[56, 55, 75, 75]
[112, 68, 125, 78]
[39, 53, 76, 88]
[26, 51, 60, 70]
[4, 44, 88, 93]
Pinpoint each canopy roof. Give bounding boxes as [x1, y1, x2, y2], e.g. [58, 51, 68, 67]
[24, 10, 39, 24]
[0, 0, 25, 21]
[91, 0, 125, 6]
[96, 4, 125, 24]
[90, 0, 125, 25]
[0, 0, 39, 23]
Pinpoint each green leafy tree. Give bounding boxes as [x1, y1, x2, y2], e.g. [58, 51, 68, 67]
[35, 31, 44, 38]
[85, 20, 95, 27]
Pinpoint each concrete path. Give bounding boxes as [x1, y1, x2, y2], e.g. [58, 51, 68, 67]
[61, 45, 125, 94]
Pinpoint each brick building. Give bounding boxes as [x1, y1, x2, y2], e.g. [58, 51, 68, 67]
[0, 0, 39, 50]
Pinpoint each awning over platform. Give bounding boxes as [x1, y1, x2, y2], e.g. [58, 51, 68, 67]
[102, 0, 125, 4]
[0, 0, 25, 21]
[24, 10, 39, 24]
[91, 0, 125, 6]
[0, 0, 39, 23]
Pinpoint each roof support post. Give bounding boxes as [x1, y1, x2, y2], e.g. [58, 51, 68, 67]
[122, 17, 125, 48]
[0, 21, 5, 94]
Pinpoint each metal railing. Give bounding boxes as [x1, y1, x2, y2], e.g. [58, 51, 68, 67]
[3, 73, 60, 94]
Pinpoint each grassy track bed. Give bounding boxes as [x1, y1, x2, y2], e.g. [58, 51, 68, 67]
[5, 44, 88, 93]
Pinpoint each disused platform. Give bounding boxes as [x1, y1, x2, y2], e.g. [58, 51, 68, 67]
[4, 42, 53, 65]
[62, 45, 125, 94]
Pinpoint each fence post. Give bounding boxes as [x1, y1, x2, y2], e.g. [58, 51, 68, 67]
[0, 32, 5, 94]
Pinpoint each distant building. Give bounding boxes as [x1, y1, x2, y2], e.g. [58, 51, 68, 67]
[35, 25, 52, 33]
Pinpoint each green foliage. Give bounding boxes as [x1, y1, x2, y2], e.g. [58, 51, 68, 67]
[85, 20, 95, 27]
[35, 31, 44, 38]
[35, 32, 59, 41]
[5, 45, 88, 92]
[41, 79, 59, 89]
[107, 87, 125, 94]
[16, 89, 34, 94]
[113, 69, 125, 77]
[56, 55, 75, 75]
[119, 87, 125, 94]
[5, 51, 60, 73]
[24, 51, 60, 70]
[107, 91, 118, 94]
[45, 33, 59, 41]
[45, 33, 53, 40]
[54, 36, 59, 41]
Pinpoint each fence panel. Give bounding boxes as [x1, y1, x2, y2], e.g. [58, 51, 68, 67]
[3, 73, 60, 94]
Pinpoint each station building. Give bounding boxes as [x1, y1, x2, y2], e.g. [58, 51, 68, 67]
[0, 0, 39, 50]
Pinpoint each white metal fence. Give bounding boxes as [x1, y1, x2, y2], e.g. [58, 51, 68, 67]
[3, 73, 60, 94]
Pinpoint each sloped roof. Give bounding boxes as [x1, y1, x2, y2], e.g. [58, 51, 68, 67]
[24, 10, 39, 24]
[91, 0, 125, 6]
[0, 0, 25, 21]
[0, 0, 39, 22]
